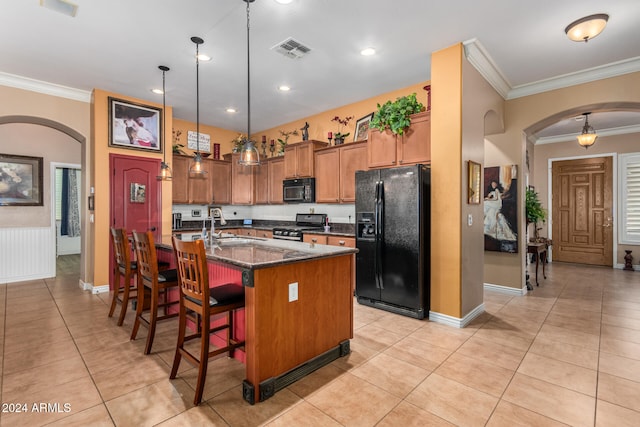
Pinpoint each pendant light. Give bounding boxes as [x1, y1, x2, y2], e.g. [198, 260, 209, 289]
[189, 36, 208, 178]
[576, 112, 597, 149]
[156, 65, 172, 181]
[238, 0, 260, 166]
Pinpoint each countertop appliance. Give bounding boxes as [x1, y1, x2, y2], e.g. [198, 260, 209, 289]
[273, 213, 327, 241]
[283, 178, 315, 203]
[172, 213, 182, 229]
[355, 164, 431, 319]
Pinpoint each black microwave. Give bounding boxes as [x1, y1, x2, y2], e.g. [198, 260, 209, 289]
[283, 178, 315, 203]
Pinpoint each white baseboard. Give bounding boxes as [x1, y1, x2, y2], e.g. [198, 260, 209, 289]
[91, 285, 109, 294]
[484, 282, 528, 296]
[429, 303, 485, 328]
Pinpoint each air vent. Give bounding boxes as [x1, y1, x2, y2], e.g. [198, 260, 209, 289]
[271, 38, 312, 59]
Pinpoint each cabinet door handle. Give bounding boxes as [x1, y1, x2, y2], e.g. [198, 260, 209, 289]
[336, 198, 339, 202]
[339, 240, 345, 245]
[311, 238, 317, 243]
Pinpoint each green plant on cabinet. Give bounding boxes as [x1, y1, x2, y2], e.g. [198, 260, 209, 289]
[370, 93, 425, 135]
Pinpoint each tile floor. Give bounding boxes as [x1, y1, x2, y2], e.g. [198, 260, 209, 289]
[1, 257, 640, 426]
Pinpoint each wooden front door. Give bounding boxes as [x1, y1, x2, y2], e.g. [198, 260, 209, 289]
[552, 156, 613, 266]
[110, 154, 162, 286]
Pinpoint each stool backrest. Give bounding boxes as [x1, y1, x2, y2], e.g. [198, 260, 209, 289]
[132, 231, 158, 288]
[172, 237, 210, 311]
[111, 227, 131, 273]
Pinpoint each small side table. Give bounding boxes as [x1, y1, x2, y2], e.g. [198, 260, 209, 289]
[527, 243, 547, 287]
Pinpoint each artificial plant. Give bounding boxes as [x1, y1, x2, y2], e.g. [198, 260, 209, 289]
[370, 93, 425, 135]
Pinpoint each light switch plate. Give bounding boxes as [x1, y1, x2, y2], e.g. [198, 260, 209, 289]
[288, 282, 298, 302]
[468, 214, 473, 226]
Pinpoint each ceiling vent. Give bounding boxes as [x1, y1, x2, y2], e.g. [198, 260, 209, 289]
[271, 38, 312, 59]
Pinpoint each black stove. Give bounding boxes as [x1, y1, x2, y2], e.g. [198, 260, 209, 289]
[273, 213, 327, 241]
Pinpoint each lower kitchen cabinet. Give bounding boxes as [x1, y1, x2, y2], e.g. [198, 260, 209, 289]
[303, 234, 327, 244]
[256, 230, 273, 239]
[327, 236, 356, 247]
[236, 228, 257, 237]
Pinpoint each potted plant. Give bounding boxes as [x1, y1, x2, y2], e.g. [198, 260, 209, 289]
[526, 187, 547, 239]
[370, 93, 425, 135]
[276, 129, 299, 155]
[331, 115, 354, 144]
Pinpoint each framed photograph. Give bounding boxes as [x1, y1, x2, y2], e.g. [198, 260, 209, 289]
[109, 97, 162, 152]
[467, 160, 481, 204]
[0, 153, 43, 206]
[484, 164, 519, 253]
[354, 112, 374, 142]
[130, 183, 146, 203]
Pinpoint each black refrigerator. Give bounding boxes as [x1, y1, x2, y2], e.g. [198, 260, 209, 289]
[355, 164, 430, 319]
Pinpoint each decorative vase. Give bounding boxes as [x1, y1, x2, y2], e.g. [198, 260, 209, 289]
[624, 250, 634, 271]
[334, 137, 345, 145]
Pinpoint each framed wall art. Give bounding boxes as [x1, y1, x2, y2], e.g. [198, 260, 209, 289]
[109, 97, 162, 152]
[467, 160, 481, 204]
[484, 164, 518, 253]
[354, 112, 374, 142]
[0, 153, 43, 206]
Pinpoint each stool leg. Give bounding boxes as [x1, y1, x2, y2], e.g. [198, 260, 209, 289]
[144, 283, 159, 355]
[227, 311, 234, 358]
[108, 269, 121, 318]
[194, 315, 210, 405]
[170, 303, 186, 380]
[130, 275, 144, 340]
[117, 270, 134, 326]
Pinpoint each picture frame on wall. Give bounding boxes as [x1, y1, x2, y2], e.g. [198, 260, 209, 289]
[354, 112, 374, 142]
[108, 97, 162, 152]
[467, 160, 481, 204]
[0, 153, 43, 206]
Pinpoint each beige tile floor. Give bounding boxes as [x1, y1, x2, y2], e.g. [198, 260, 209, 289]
[1, 256, 640, 426]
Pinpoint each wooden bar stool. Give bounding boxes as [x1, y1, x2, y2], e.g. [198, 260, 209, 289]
[170, 236, 245, 405]
[108, 227, 138, 326]
[130, 231, 180, 354]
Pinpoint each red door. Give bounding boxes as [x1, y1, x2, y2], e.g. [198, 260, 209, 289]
[110, 154, 162, 287]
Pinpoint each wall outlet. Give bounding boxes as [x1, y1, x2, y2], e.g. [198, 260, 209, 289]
[288, 282, 298, 302]
[468, 213, 473, 226]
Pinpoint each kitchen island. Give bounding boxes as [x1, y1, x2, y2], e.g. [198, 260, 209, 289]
[156, 234, 357, 404]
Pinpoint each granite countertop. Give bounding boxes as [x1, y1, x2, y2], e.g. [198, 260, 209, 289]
[173, 220, 355, 238]
[158, 234, 357, 270]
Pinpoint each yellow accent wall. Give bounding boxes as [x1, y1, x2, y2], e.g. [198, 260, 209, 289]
[430, 44, 463, 318]
[92, 89, 173, 289]
[171, 118, 239, 159]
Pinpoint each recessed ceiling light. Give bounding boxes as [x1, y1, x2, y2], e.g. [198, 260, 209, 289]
[197, 54, 211, 61]
[360, 47, 376, 56]
[226, 108, 237, 113]
[151, 89, 164, 95]
[275, 0, 293, 4]
[278, 85, 291, 92]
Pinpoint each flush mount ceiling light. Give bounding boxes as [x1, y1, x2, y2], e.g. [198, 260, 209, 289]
[189, 36, 208, 178]
[576, 112, 598, 148]
[278, 85, 291, 92]
[226, 108, 237, 113]
[40, 0, 78, 17]
[156, 65, 173, 181]
[565, 13, 609, 42]
[238, 0, 261, 166]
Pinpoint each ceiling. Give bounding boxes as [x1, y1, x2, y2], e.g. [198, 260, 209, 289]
[1, 0, 640, 139]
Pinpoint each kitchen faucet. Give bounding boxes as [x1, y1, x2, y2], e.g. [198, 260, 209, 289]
[209, 207, 227, 240]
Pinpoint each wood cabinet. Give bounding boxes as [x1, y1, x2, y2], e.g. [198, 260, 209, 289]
[303, 233, 327, 244]
[172, 155, 230, 204]
[327, 236, 356, 247]
[254, 161, 269, 204]
[256, 230, 273, 239]
[315, 142, 367, 203]
[227, 153, 255, 205]
[236, 228, 257, 237]
[367, 111, 431, 168]
[284, 140, 328, 178]
[268, 157, 284, 204]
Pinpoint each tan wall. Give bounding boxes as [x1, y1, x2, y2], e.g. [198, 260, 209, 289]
[461, 56, 504, 315]
[533, 132, 640, 265]
[430, 44, 463, 318]
[257, 82, 431, 148]
[485, 71, 640, 289]
[92, 89, 174, 288]
[171, 118, 239, 158]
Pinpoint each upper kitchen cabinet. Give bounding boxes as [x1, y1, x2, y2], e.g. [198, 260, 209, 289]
[255, 160, 269, 204]
[172, 155, 221, 204]
[367, 111, 430, 168]
[209, 160, 231, 205]
[268, 157, 284, 204]
[315, 141, 367, 203]
[227, 153, 255, 205]
[284, 140, 328, 178]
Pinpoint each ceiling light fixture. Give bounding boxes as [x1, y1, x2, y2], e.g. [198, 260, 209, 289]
[151, 88, 163, 95]
[197, 53, 212, 62]
[360, 47, 376, 56]
[238, 0, 260, 166]
[275, 0, 293, 4]
[157, 65, 172, 181]
[576, 112, 597, 148]
[565, 13, 609, 42]
[278, 85, 291, 92]
[189, 36, 208, 177]
[40, 0, 78, 17]
[226, 108, 237, 113]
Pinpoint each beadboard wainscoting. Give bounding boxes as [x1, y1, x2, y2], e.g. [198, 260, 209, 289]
[0, 227, 55, 283]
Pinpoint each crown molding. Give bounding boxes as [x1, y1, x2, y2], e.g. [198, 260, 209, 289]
[535, 123, 640, 145]
[507, 56, 640, 100]
[0, 71, 91, 103]
[463, 38, 511, 99]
